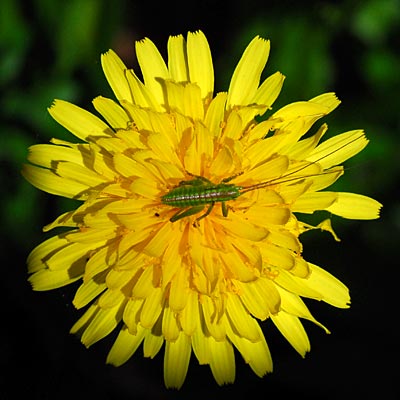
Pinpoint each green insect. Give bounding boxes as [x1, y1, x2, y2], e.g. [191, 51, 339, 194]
[161, 173, 244, 222]
[161, 169, 312, 223]
[161, 134, 364, 223]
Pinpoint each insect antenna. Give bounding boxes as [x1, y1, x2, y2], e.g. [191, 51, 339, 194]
[240, 131, 366, 194]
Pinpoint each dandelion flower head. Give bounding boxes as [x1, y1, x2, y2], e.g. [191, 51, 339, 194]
[23, 31, 382, 388]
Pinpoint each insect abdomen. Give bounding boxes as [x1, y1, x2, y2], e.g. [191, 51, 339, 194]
[161, 185, 241, 207]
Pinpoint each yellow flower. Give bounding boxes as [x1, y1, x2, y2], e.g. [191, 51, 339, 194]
[23, 31, 382, 388]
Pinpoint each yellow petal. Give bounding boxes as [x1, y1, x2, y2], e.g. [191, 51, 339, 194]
[162, 306, 180, 341]
[159, 238, 181, 289]
[244, 154, 289, 182]
[267, 226, 301, 252]
[107, 324, 146, 366]
[226, 322, 273, 377]
[204, 92, 227, 137]
[192, 323, 210, 365]
[143, 331, 164, 358]
[307, 166, 343, 192]
[259, 242, 295, 270]
[291, 256, 311, 278]
[271, 312, 310, 356]
[44, 241, 95, 271]
[101, 50, 133, 103]
[236, 104, 268, 127]
[143, 223, 173, 257]
[69, 303, 97, 334]
[253, 71, 285, 108]
[147, 136, 182, 172]
[245, 119, 275, 143]
[305, 263, 350, 308]
[124, 69, 161, 111]
[131, 267, 157, 299]
[73, 279, 107, 309]
[183, 123, 213, 175]
[242, 204, 290, 227]
[204, 249, 228, 284]
[274, 269, 321, 299]
[193, 121, 214, 166]
[227, 36, 270, 108]
[182, 83, 204, 120]
[179, 291, 199, 336]
[48, 99, 113, 141]
[83, 246, 112, 282]
[311, 92, 341, 112]
[229, 236, 263, 271]
[54, 162, 107, 189]
[222, 110, 243, 140]
[122, 299, 143, 335]
[169, 264, 190, 311]
[278, 181, 310, 204]
[83, 201, 151, 230]
[164, 333, 191, 389]
[98, 288, 125, 309]
[163, 80, 186, 115]
[112, 152, 143, 179]
[270, 93, 340, 142]
[292, 191, 338, 213]
[140, 287, 163, 329]
[286, 123, 327, 159]
[92, 96, 130, 130]
[219, 215, 269, 242]
[277, 286, 329, 333]
[106, 269, 139, 292]
[65, 226, 116, 247]
[208, 337, 235, 385]
[187, 30, 214, 100]
[272, 99, 332, 125]
[174, 111, 194, 143]
[235, 278, 281, 319]
[167, 34, 189, 83]
[200, 296, 226, 341]
[135, 37, 169, 105]
[80, 302, 125, 347]
[209, 146, 234, 177]
[26, 143, 85, 168]
[226, 294, 261, 342]
[29, 268, 83, 290]
[141, 110, 178, 146]
[326, 192, 382, 219]
[307, 130, 368, 168]
[27, 235, 69, 273]
[22, 164, 87, 199]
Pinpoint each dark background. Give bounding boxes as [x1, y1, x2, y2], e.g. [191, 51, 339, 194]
[1, 0, 398, 398]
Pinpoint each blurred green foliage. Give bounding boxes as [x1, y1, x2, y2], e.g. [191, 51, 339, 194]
[1, 0, 398, 252]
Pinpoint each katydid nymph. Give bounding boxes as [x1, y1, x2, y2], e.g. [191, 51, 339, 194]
[160, 133, 365, 223]
[161, 173, 244, 222]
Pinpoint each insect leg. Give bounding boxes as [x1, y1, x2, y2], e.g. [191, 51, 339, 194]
[170, 205, 205, 222]
[221, 201, 229, 217]
[221, 171, 243, 183]
[178, 178, 203, 187]
[178, 176, 212, 187]
[184, 171, 213, 185]
[195, 202, 215, 223]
